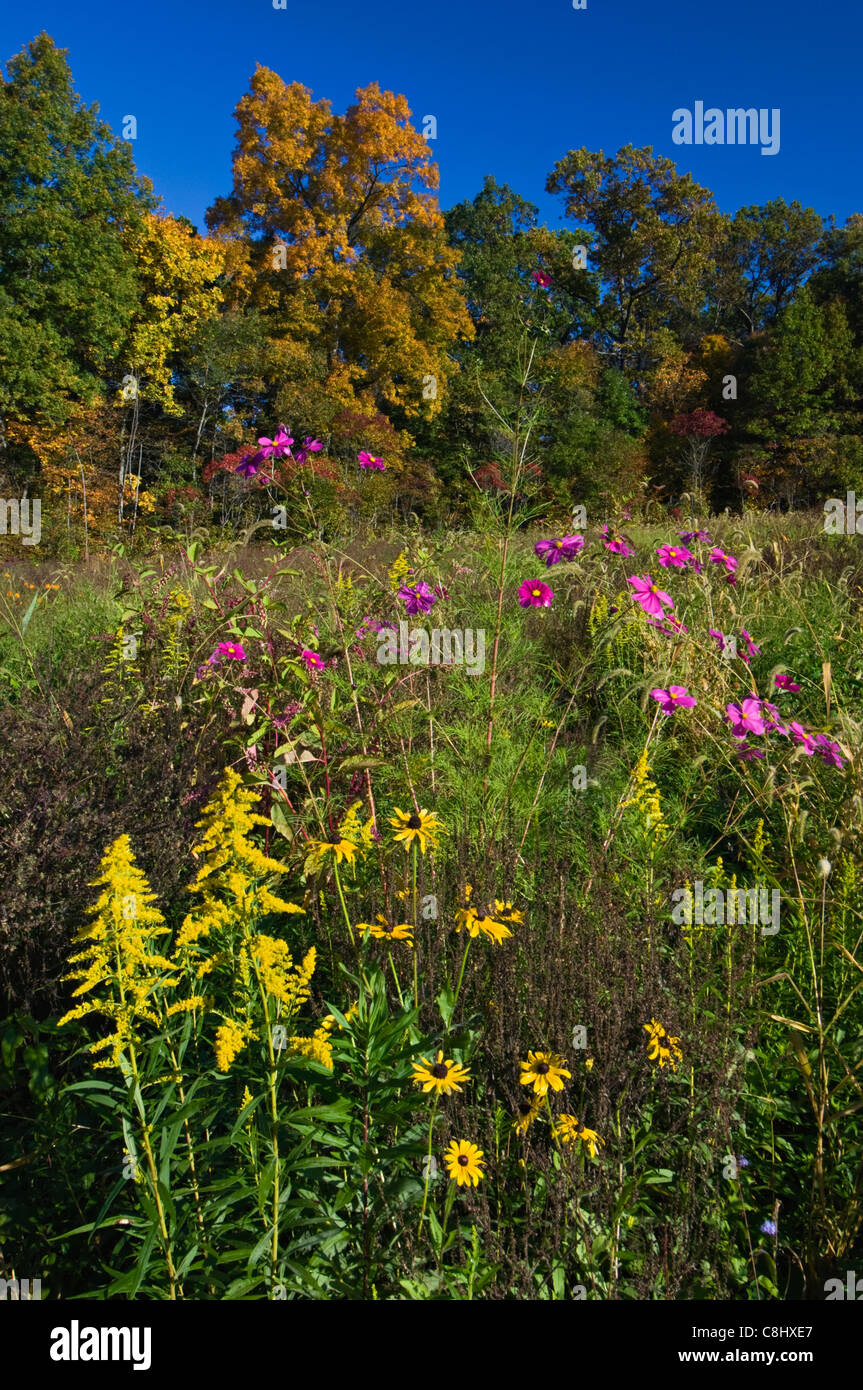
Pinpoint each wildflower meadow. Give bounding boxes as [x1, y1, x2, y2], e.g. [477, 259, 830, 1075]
[1, 7, 862, 1343]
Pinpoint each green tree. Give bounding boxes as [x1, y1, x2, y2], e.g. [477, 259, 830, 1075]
[0, 33, 156, 432]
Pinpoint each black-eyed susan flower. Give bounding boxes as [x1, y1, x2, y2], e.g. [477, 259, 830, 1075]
[552, 1114, 605, 1157]
[356, 913, 414, 943]
[412, 1050, 471, 1096]
[473, 912, 513, 945]
[454, 884, 481, 936]
[390, 807, 444, 855]
[493, 899, 525, 925]
[643, 1018, 683, 1070]
[520, 1050, 572, 1095]
[444, 1139, 485, 1187]
[303, 834, 358, 874]
[513, 1094, 544, 1136]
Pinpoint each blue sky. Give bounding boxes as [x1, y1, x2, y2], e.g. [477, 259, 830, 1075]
[3, 0, 860, 231]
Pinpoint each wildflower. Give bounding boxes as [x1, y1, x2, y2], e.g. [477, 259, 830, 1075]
[288, 1015, 336, 1070]
[398, 581, 437, 615]
[520, 1051, 571, 1095]
[725, 699, 768, 739]
[57, 835, 179, 1069]
[709, 547, 738, 574]
[455, 884, 480, 936]
[257, 426, 294, 459]
[472, 912, 513, 945]
[531, 270, 552, 288]
[628, 574, 674, 618]
[648, 614, 689, 636]
[294, 436, 323, 464]
[759, 701, 789, 736]
[773, 672, 800, 693]
[679, 529, 711, 544]
[493, 899, 525, 925]
[760, 1219, 777, 1237]
[737, 629, 761, 665]
[815, 734, 845, 769]
[708, 628, 729, 654]
[304, 835, 359, 873]
[601, 524, 635, 557]
[518, 579, 554, 608]
[444, 1139, 485, 1187]
[552, 1115, 605, 1157]
[789, 722, 816, 754]
[251, 937, 316, 1012]
[736, 741, 765, 762]
[358, 450, 385, 470]
[534, 535, 585, 566]
[738, 1156, 750, 1168]
[214, 1018, 255, 1073]
[621, 748, 665, 834]
[412, 1050, 471, 1096]
[390, 807, 444, 854]
[388, 550, 411, 590]
[656, 544, 692, 569]
[216, 641, 246, 662]
[650, 685, 696, 715]
[513, 1094, 544, 1136]
[643, 1019, 683, 1070]
[301, 648, 325, 671]
[356, 914, 414, 943]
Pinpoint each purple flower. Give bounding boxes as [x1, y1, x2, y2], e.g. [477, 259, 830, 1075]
[601, 524, 635, 558]
[760, 1219, 777, 1237]
[739, 629, 761, 664]
[294, 436, 323, 464]
[647, 615, 689, 636]
[257, 427, 293, 459]
[531, 270, 552, 288]
[301, 649, 325, 671]
[399, 582, 437, 615]
[738, 1156, 750, 1168]
[628, 573, 674, 618]
[708, 628, 729, 654]
[518, 579, 554, 608]
[736, 741, 765, 762]
[790, 722, 817, 755]
[656, 543, 693, 569]
[774, 673, 800, 693]
[358, 450, 385, 470]
[726, 699, 767, 738]
[709, 547, 738, 575]
[216, 641, 246, 662]
[235, 454, 263, 477]
[535, 535, 585, 566]
[650, 685, 697, 715]
[679, 529, 711, 544]
[759, 701, 789, 735]
[815, 734, 845, 769]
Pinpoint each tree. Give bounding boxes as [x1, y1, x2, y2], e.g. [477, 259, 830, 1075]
[206, 71, 473, 450]
[545, 145, 722, 372]
[0, 33, 156, 434]
[711, 199, 824, 338]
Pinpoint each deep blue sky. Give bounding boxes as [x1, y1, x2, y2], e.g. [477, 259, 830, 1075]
[3, 0, 860, 231]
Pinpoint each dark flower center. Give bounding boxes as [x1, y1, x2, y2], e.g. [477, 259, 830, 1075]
[535, 1062, 550, 1075]
[431, 1063, 449, 1079]
[518, 1100, 534, 1116]
[457, 1154, 469, 1166]
[407, 814, 422, 830]
[327, 836, 343, 845]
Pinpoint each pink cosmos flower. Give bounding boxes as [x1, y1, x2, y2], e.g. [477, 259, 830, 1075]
[518, 579, 554, 608]
[708, 628, 730, 654]
[657, 543, 693, 569]
[709, 547, 738, 574]
[294, 436, 323, 464]
[650, 685, 697, 715]
[358, 450, 385, 470]
[789, 722, 817, 754]
[257, 427, 294, 459]
[235, 454, 263, 477]
[647, 614, 689, 636]
[628, 574, 674, 618]
[399, 582, 437, 615]
[759, 701, 789, 735]
[531, 270, 552, 288]
[739, 629, 761, 664]
[726, 699, 767, 738]
[535, 535, 585, 566]
[815, 734, 845, 769]
[301, 649, 325, 671]
[216, 641, 246, 662]
[774, 673, 800, 693]
[601, 524, 635, 557]
[736, 741, 765, 762]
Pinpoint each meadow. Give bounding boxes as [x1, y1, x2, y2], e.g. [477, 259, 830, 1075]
[1, 492, 862, 1301]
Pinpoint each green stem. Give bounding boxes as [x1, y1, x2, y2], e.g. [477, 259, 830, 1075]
[418, 1095, 439, 1238]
